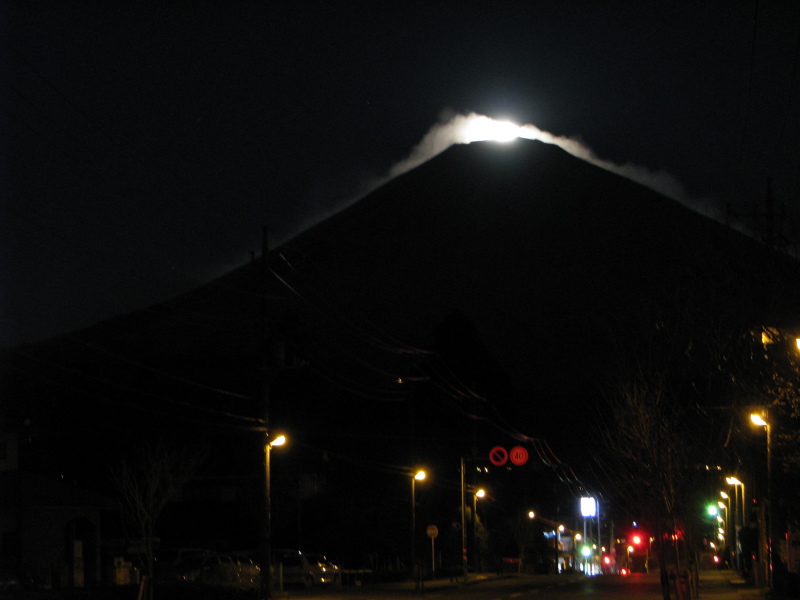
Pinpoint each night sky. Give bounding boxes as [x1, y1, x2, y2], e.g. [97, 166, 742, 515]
[3, 1, 800, 347]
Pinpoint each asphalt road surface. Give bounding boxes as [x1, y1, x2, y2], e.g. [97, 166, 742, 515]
[279, 570, 764, 600]
[280, 572, 657, 600]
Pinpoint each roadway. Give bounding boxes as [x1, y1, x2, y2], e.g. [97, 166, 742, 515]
[276, 569, 767, 600]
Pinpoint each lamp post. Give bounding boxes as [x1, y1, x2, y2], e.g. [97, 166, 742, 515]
[726, 477, 746, 530]
[471, 488, 485, 572]
[263, 434, 286, 600]
[726, 476, 745, 572]
[718, 501, 729, 549]
[720, 492, 732, 566]
[720, 492, 730, 522]
[751, 412, 773, 588]
[411, 470, 426, 577]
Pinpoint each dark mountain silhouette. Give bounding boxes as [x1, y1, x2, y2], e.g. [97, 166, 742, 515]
[4, 138, 800, 552]
[274, 138, 800, 420]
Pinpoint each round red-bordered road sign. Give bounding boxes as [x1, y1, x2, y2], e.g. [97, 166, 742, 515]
[509, 445, 529, 466]
[489, 446, 508, 466]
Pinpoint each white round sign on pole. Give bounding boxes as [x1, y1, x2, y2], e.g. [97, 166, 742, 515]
[427, 525, 438, 578]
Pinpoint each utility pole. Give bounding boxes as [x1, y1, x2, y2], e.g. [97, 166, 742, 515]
[597, 498, 603, 565]
[727, 178, 791, 252]
[461, 457, 467, 581]
[260, 225, 274, 600]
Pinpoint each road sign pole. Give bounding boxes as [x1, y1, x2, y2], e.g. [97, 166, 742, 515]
[431, 536, 435, 577]
[426, 525, 439, 579]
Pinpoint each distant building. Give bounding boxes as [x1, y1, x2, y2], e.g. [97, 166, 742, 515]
[0, 429, 116, 589]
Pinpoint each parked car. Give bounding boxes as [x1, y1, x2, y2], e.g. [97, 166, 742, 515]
[156, 549, 245, 585]
[230, 553, 260, 587]
[181, 553, 245, 585]
[0, 568, 20, 592]
[0, 558, 32, 592]
[303, 553, 340, 583]
[155, 548, 213, 581]
[272, 550, 340, 587]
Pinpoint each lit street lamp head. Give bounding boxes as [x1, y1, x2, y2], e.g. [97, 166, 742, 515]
[750, 414, 768, 427]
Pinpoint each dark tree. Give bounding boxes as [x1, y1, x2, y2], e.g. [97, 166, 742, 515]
[111, 441, 206, 600]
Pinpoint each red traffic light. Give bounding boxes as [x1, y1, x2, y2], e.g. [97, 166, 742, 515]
[632, 534, 642, 545]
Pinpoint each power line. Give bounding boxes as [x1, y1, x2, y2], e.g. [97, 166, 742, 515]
[268, 248, 586, 487]
[12, 348, 265, 428]
[273, 252, 433, 356]
[65, 334, 257, 402]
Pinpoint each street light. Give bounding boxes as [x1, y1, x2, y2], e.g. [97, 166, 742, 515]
[718, 501, 729, 545]
[725, 477, 745, 528]
[751, 412, 773, 588]
[411, 470, 426, 576]
[471, 488, 486, 572]
[263, 434, 286, 600]
[726, 476, 745, 573]
[720, 493, 731, 548]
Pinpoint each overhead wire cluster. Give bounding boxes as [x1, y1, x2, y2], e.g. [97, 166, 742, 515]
[267, 250, 585, 489]
[267, 252, 430, 403]
[10, 347, 266, 432]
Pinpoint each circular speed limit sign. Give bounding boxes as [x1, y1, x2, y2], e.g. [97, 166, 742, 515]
[509, 446, 529, 466]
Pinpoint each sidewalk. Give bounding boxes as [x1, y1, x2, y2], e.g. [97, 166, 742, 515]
[697, 569, 769, 600]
